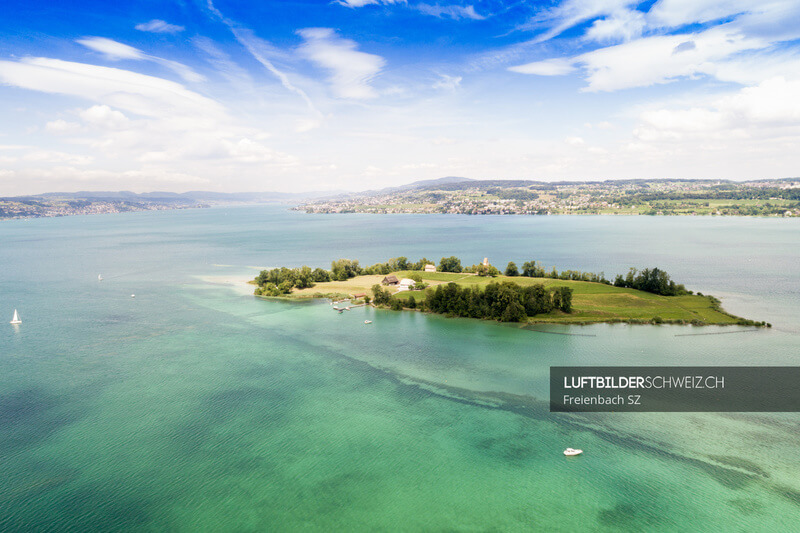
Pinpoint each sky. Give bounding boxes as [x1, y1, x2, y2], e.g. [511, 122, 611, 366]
[1, 0, 799, 195]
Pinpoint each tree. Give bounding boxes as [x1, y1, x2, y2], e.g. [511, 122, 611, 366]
[371, 284, 392, 306]
[388, 257, 409, 271]
[412, 257, 435, 270]
[294, 266, 314, 289]
[551, 289, 561, 311]
[278, 280, 293, 294]
[501, 301, 526, 322]
[331, 259, 361, 281]
[522, 284, 552, 316]
[555, 286, 572, 312]
[312, 268, 331, 282]
[521, 261, 543, 277]
[438, 256, 462, 273]
[505, 261, 519, 276]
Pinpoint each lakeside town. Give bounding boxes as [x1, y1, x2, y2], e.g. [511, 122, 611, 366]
[0, 197, 206, 220]
[4, 178, 800, 220]
[297, 178, 800, 217]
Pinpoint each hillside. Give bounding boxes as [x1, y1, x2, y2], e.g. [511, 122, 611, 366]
[296, 178, 800, 217]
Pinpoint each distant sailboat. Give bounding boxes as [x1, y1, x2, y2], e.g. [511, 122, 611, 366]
[10, 309, 21, 324]
[98, 274, 103, 281]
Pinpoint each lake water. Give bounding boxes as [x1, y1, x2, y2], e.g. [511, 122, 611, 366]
[1, 206, 799, 531]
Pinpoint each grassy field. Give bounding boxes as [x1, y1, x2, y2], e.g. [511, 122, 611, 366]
[265, 271, 757, 326]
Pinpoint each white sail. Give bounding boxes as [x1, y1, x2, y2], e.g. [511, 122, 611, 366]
[98, 274, 103, 281]
[10, 309, 21, 324]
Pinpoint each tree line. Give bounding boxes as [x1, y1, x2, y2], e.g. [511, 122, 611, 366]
[255, 256, 688, 299]
[612, 267, 688, 296]
[371, 281, 572, 322]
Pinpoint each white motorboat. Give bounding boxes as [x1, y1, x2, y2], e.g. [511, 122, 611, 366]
[563, 448, 583, 456]
[364, 320, 372, 324]
[10, 309, 22, 324]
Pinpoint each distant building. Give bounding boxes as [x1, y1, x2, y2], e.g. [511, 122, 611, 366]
[398, 278, 415, 291]
[424, 264, 436, 273]
[382, 275, 399, 285]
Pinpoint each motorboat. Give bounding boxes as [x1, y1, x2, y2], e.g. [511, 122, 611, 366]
[563, 448, 583, 456]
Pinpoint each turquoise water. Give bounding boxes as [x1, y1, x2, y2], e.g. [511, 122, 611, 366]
[1, 206, 799, 531]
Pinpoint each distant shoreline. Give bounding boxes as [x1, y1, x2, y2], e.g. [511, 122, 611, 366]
[296, 177, 800, 217]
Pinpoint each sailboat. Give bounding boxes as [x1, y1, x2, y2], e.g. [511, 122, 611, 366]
[10, 309, 21, 324]
[98, 274, 103, 281]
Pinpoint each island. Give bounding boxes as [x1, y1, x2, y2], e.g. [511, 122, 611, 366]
[252, 256, 769, 327]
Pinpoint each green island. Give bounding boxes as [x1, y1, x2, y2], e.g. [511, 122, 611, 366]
[252, 256, 769, 327]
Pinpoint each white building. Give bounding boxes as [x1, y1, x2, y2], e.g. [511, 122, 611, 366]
[424, 264, 436, 273]
[397, 278, 416, 292]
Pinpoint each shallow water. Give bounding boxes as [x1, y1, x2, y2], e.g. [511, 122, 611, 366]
[1, 206, 798, 531]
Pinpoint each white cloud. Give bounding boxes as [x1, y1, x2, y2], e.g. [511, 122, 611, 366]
[0, 55, 311, 193]
[135, 19, 185, 34]
[577, 26, 767, 91]
[565, 136, 585, 145]
[712, 49, 800, 86]
[77, 37, 205, 83]
[636, 77, 800, 141]
[416, 4, 485, 20]
[0, 57, 223, 118]
[509, 0, 800, 94]
[297, 28, 385, 99]
[647, 0, 755, 28]
[193, 37, 253, 89]
[521, 0, 639, 43]
[77, 37, 144, 60]
[205, 2, 320, 115]
[23, 150, 93, 165]
[432, 74, 462, 90]
[508, 57, 576, 76]
[45, 119, 82, 134]
[80, 105, 129, 129]
[585, 8, 645, 42]
[511, 24, 770, 91]
[336, 0, 406, 7]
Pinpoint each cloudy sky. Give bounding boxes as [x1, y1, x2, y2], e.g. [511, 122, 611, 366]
[1, 0, 799, 195]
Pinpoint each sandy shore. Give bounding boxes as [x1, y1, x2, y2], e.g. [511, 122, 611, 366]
[195, 273, 257, 296]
